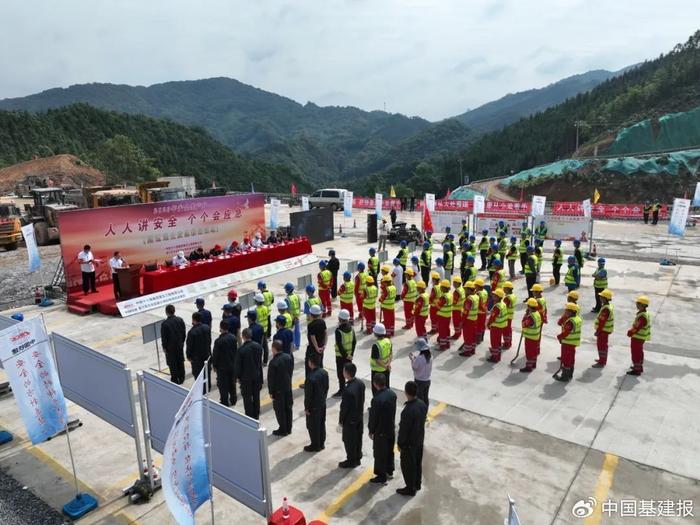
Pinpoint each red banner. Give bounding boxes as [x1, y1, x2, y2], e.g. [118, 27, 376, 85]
[352, 196, 531, 214]
[58, 194, 266, 293]
[552, 202, 669, 219]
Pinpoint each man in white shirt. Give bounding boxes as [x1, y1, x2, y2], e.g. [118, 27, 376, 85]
[391, 258, 404, 302]
[109, 251, 125, 300]
[251, 232, 264, 248]
[172, 250, 188, 267]
[77, 244, 97, 295]
[378, 219, 388, 251]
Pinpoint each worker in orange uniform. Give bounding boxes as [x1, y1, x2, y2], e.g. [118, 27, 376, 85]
[379, 275, 397, 336]
[362, 276, 378, 335]
[501, 281, 517, 350]
[338, 271, 355, 322]
[317, 260, 333, 318]
[354, 262, 368, 321]
[450, 276, 465, 339]
[486, 288, 508, 363]
[474, 278, 488, 345]
[593, 289, 614, 368]
[520, 298, 542, 372]
[530, 284, 547, 325]
[626, 295, 651, 376]
[428, 271, 442, 335]
[554, 303, 582, 382]
[459, 281, 479, 357]
[413, 281, 429, 337]
[436, 280, 453, 350]
[401, 268, 418, 329]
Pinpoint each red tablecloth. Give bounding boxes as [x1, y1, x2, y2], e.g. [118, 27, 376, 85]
[142, 238, 312, 294]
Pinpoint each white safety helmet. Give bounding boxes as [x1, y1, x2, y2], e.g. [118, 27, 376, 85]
[177, 250, 185, 258]
[373, 323, 386, 336]
[338, 309, 350, 321]
[254, 293, 265, 303]
[277, 300, 288, 310]
[309, 304, 323, 316]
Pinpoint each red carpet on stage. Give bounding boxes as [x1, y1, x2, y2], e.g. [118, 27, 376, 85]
[67, 285, 120, 316]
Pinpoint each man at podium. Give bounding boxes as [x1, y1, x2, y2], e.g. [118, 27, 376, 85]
[109, 251, 126, 300]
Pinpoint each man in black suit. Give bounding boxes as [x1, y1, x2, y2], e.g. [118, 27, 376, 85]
[160, 304, 186, 384]
[303, 353, 329, 452]
[186, 311, 211, 392]
[267, 340, 294, 436]
[211, 321, 237, 406]
[235, 328, 263, 419]
[396, 380, 428, 496]
[368, 373, 397, 485]
[338, 363, 365, 468]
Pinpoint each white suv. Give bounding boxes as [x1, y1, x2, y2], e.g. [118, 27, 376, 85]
[308, 188, 348, 211]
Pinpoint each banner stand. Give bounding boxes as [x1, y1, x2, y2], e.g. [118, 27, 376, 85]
[136, 372, 157, 493]
[204, 362, 216, 524]
[45, 318, 98, 520]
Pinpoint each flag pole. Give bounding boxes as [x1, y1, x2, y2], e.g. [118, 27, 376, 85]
[204, 359, 215, 525]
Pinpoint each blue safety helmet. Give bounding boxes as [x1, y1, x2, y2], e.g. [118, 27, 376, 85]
[319, 260, 327, 268]
[469, 235, 476, 242]
[393, 258, 400, 265]
[445, 226, 451, 232]
[499, 231, 505, 237]
[426, 230, 433, 236]
[568, 256, 576, 263]
[423, 241, 430, 249]
[573, 239, 581, 246]
[510, 236, 516, 242]
[357, 261, 366, 270]
[443, 243, 450, 249]
[554, 239, 562, 246]
[489, 237, 496, 243]
[522, 221, 527, 227]
[284, 282, 295, 292]
[467, 255, 475, 262]
[306, 284, 316, 294]
[329, 249, 336, 256]
[10, 313, 24, 321]
[494, 258, 503, 266]
[369, 247, 376, 254]
[436, 257, 444, 265]
[482, 229, 488, 235]
[400, 240, 407, 247]
[527, 246, 534, 253]
[257, 281, 266, 290]
[598, 257, 606, 265]
[498, 220, 505, 226]
[540, 220, 545, 225]
[490, 243, 498, 250]
[411, 256, 419, 264]
[343, 271, 351, 279]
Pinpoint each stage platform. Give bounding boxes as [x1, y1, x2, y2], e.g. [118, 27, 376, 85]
[67, 285, 120, 316]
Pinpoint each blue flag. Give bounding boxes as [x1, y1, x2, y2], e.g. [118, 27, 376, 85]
[162, 366, 211, 525]
[0, 318, 67, 444]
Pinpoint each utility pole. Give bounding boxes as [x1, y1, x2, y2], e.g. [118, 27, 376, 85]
[458, 159, 463, 186]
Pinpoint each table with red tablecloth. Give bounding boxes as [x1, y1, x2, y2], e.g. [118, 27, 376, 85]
[142, 238, 312, 295]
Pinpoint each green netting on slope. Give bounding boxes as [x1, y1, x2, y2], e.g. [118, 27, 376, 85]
[607, 106, 700, 155]
[449, 186, 484, 199]
[501, 149, 700, 186]
[501, 159, 590, 186]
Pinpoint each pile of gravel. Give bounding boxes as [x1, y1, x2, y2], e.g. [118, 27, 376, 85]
[0, 468, 67, 525]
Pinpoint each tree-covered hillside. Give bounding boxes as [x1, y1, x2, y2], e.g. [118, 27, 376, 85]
[0, 104, 307, 191]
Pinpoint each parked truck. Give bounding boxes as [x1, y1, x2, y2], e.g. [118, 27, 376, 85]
[0, 202, 23, 251]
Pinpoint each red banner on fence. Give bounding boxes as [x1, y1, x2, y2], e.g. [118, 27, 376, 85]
[552, 202, 669, 219]
[352, 197, 531, 214]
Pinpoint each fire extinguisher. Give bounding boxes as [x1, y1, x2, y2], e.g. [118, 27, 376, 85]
[34, 287, 43, 304]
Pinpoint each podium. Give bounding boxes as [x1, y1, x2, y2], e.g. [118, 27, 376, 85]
[116, 265, 142, 299]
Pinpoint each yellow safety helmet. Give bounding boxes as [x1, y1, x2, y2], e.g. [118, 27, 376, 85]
[431, 271, 440, 280]
[567, 290, 579, 300]
[565, 302, 580, 313]
[598, 289, 613, 300]
[636, 295, 650, 306]
[440, 279, 450, 288]
[405, 268, 415, 276]
[464, 281, 476, 289]
[492, 288, 505, 298]
[530, 284, 543, 292]
[381, 274, 392, 282]
[416, 281, 427, 289]
[474, 278, 485, 287]
[502, 281, 514, 290]
[381, 265, 391, 273]
[526, 298, 538, 308]
[365, 276, 374, 284]
[452, 275, 462, 284]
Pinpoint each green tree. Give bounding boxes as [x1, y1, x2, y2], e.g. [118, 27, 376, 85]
[92, 134, 160, 183]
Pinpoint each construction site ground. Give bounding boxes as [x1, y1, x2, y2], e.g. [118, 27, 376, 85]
[0, 207, 699, 524]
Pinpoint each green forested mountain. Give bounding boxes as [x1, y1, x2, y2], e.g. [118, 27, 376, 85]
[0, 104, 307, 191]
[0, 77, 431, 184]
[453, 69, 624, 132]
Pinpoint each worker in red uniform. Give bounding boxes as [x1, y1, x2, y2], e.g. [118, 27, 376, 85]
[502, 281, 517, 350]
[554, 303, 582, 382]
[530, 284, 547, 325]
[459, 281, 479, 357]
[354, 262, 368, 321]
[428, 271, 442, 335]
[474, 278, 488, 345]
[401, 268, 418, 329]
[520, 298, 543, 372]
[450, 276, 465, 339]
[338, 271, 355, 321]
[436, 280, 453, 350]
[317, 260, 333, 318]
[486, 288, 508, 362]
[593, 289, 614, 368]
[627, 295, 651, 375]
[413, 281, 429, 337]
[379, 275, 397, 336]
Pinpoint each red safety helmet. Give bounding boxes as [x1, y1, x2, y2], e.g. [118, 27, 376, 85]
[232, 240, 239, 246]
[227, 289, 238, 300]
[214, 244, 222, 251]
[244, 237, 250, 243]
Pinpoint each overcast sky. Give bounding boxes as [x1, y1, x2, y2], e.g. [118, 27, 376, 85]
[1, 0, 698, 120]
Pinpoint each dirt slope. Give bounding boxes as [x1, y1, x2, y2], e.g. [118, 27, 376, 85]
[0, 154, 105, 193]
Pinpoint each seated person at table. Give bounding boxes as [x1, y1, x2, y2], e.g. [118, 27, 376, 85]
[172, 250, 188, 266]
[210, 244, 224, 257]
[226, 241, 241, 254]
[189, 247, 206, 261]
[266, 231, 279, 244]
[240, 237, 252, 251]
[251, 233, 264, 248]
